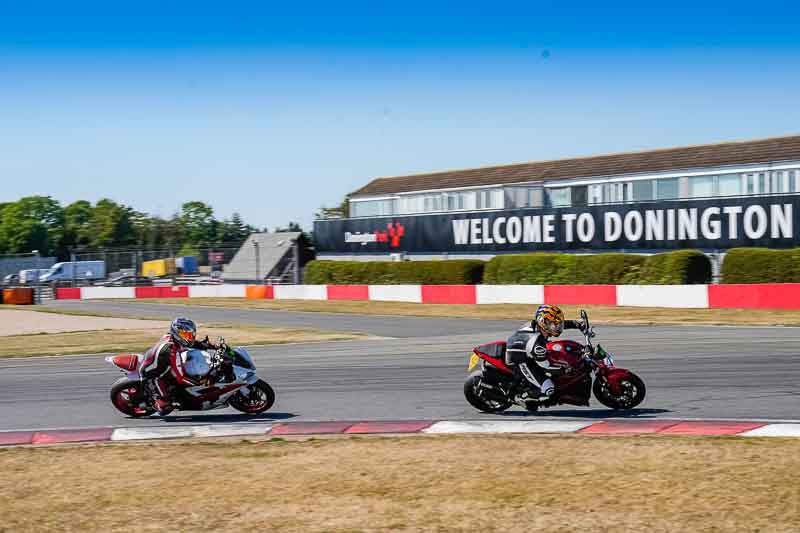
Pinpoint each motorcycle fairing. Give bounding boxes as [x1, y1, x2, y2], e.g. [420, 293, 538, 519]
[473, 342, 513, 374]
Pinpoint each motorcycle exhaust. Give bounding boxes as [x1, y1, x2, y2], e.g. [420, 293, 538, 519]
[477, 382, 510, 403]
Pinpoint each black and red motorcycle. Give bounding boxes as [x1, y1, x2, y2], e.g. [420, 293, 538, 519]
[464, 310, 646, 413]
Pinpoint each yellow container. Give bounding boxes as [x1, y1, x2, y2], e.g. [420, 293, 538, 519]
[141, 258, 176, 278]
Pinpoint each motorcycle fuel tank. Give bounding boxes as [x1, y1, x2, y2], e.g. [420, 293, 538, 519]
[546, 339, 584, 367]
[182, 349, 212, 380]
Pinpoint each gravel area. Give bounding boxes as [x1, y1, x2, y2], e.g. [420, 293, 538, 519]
[0, 309, 169, 336]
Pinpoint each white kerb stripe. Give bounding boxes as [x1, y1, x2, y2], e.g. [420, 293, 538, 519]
[423, 420, 592, 434]
[739, 424, 800, 437]
[273, 285, 328, 300]
[111, 427, 197, 441]
[191, 424, 272, 438]
[110, 424, 273, 441]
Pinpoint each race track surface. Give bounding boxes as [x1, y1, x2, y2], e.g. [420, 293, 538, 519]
[0, 301, 798, 431]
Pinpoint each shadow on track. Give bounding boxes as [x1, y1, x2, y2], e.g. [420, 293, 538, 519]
[147, 412, 297, 423]
[496, 408, 670, 419]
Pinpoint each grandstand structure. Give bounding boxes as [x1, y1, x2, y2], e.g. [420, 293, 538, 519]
[223, 232, 314, 283]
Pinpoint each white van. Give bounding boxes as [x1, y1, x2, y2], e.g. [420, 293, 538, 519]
[39, 261, 107, 283]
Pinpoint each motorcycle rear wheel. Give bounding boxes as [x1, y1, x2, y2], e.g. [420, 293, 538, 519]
[593, 373, 646, 410]
[229, 380, 275, 414]
[464, 372, 512, 413]
[110, 378, 155, 418]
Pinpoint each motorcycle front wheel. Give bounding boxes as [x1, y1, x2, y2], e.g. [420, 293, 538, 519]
[110, 378, 155, 417]
[464, 372, 512, 413]
[229, 380, 275, 414]
[593, 373, 646, 410]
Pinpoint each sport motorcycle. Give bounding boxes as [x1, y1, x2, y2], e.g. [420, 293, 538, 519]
[464, 310, 646, 413]
[106, 340, 275, 417]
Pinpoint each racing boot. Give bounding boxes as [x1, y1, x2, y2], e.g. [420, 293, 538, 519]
[515, 363, 555, 402]
[149, 377, 173, 416]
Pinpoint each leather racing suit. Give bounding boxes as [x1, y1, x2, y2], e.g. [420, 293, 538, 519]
[140, 334, 217, 408]
[505, 320, 583, 399]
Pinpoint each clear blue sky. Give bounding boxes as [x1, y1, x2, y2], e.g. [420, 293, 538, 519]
[1, 1, 799, 230]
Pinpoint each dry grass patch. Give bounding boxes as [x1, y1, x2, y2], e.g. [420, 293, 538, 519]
[0, 434, 798, 532]
[0, 325, 370, 358]
[115, 297, 800, 326]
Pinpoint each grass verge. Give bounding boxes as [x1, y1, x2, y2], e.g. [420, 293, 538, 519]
[0, 434, 798, 532]
[81, 297, 800, 326]
[0, 325, 370, 358]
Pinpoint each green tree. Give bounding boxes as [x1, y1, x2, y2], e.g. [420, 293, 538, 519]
[0, 196, 64, 256]
[63, 200, 94, 249]
[88, 199, 136, 249]
[179, 201, 216, 248]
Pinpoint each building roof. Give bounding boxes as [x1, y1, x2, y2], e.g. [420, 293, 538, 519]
[350, 134, 800, 197]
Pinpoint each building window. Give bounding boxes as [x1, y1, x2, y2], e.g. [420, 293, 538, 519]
[689, 176, 715, 198]
[717, 174, 741, 197]
[588, 184, 603, 204]
[548, 187, 571, 207]
[790, 170, 797, 192]
[758, 173, 766, 193]
[572, 185, 588, 206]
[655, 178, 679, 200]
[745, 174, 755, 194]
[351, 199, 395, 217]
[632, 180, 653, 202]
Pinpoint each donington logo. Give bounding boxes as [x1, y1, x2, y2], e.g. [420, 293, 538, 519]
[345, 222, 406, 247]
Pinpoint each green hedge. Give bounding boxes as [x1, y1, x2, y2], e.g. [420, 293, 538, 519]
[484, 250, 711, 285]
[484, 253, 645, 285]
[633, 249, 712, 284]
[303, 259, 485, 285]
[721, 248, 800, 284]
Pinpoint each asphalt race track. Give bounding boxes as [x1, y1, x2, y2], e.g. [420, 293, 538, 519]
[0, 300, 798, 431]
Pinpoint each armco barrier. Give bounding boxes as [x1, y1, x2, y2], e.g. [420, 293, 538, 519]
[55, 287, 81, 300]
[544, 285, 617, 305]
[327, 285, 370, 301]
[44, 282, 800, 310]
[421, 285, 477, 304]
[273, 284, 327, 300]
[134, 286, 189, 299]
[368, 285, 422, 303]
[82, 286, 135, 299]
[188, 285, 247, 298]
[617, 285, 709, 308]
[245, 285, 274, 299]
[476, 285, 544, 305]
[708, 283, 800, 309]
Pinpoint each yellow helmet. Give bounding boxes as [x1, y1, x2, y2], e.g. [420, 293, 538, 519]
[535, 305, 564, 337]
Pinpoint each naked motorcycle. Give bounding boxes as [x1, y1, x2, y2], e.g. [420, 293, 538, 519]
[106, 340, 275, 417]
[464, 310, 646, 413]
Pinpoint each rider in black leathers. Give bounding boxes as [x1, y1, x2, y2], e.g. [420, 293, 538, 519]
[505, 305, 584, 401]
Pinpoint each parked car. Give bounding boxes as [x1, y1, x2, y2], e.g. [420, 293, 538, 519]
[2, 273, 19, 286]
[19, 269, 49, 284]
[97, 274, 152, 287]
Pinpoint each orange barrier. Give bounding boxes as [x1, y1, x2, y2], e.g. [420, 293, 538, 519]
[245, 285, 274, 299]
[3, 288, 34, 305]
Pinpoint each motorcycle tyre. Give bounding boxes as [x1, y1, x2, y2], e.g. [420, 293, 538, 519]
[229, 379, 275, 414]
[593, 373, 646, 410]
[110, 378, 155, 418]
[464, 372, 512, 413]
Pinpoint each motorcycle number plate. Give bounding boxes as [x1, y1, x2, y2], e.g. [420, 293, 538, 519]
[468, 353, 479, 371]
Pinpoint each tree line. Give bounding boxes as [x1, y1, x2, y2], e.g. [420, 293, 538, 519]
[0, 196, 260, 260]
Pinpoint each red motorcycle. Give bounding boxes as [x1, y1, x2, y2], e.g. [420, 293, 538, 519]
[464, 310, 646, 413]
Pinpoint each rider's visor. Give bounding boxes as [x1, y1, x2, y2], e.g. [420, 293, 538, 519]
[178, 329, 195, 343]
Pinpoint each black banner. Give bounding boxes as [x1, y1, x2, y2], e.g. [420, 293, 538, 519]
[314, 195, 800, 254]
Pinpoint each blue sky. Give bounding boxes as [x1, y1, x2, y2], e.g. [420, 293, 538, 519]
[1, 1, 799, 230]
